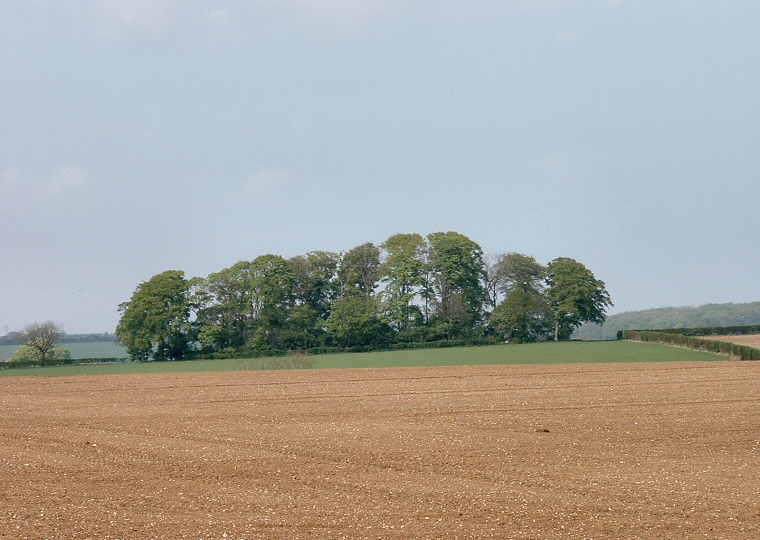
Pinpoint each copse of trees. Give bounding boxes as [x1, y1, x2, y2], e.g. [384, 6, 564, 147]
[116, 232, 612, 361]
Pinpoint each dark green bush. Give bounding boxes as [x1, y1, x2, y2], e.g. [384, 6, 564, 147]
[1, 357, 130, 369]
[622, 330, 760, 360]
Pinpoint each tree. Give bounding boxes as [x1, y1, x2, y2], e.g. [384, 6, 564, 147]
[426, 231, 488, 336]
[248, 254, 296, 349]
[288, 251, 340, 319]
[116, 270, 192, 361]
[485, 252, 546, 311]
[490, 289, 550, 343]
[326, 296, 391, 348]
[195, 261, 256, 351]
[338, 243, 381, 300]
[380, 233, 426, 335]
[19, 321, 65, 364]
[10, 344, 71, 364]
[496, 253, 546, 296]
[545, 257, 612, 341]
[17, 321, 65, 365]
[284, 251, 341, 349]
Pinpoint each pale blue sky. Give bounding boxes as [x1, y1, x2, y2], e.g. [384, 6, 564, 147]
[2, 1, 759, 333]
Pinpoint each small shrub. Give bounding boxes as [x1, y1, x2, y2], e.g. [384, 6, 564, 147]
[8, 345, 71, 365]
[237, 350, 314, 371]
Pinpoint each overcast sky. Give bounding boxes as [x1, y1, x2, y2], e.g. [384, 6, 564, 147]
[2, 1, 759, 334]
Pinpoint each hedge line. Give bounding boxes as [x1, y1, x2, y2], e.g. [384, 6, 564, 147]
[194, 337, 503, 360]
[0, 357, 130, 370]
[620, 324, 760, 338]
[622, 330, 760, 360]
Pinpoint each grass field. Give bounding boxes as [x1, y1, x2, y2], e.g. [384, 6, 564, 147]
[0, 340, 725, 377]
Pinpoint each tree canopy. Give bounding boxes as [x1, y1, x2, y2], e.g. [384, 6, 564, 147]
[545, 257, 613, 341]
[116, 270, 192, 361]
[115, 233, 612, 360]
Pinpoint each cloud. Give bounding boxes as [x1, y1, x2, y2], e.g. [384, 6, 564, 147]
[0, 167, 22, 200]
[46, 164, 90, 198]
[265, 0, 407, 33]
[74, 0, 178, 40]
[0, 164, 89, 207]
[535, 151, 599, 181]
[241, 168, 288, 197]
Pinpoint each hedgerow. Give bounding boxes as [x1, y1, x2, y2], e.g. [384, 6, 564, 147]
[622, 329, 760, 360]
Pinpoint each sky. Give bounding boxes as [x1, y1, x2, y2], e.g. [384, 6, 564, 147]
[1, 0, 759, 334]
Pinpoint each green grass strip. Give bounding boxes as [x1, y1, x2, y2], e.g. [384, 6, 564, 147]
[0, 341, 725, 378]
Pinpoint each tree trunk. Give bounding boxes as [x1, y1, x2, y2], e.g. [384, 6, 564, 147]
[554, 320, 559, 342]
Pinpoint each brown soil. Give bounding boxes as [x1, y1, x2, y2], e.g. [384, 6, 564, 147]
[709, 334, 760, 349]
[1, 362, 759, 539]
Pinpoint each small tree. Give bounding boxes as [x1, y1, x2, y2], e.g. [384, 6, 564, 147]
[19, 321, 65, 365]
[10, 344, 71, 364]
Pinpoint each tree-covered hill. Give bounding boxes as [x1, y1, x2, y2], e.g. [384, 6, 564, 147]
[575, 301, 760, 340]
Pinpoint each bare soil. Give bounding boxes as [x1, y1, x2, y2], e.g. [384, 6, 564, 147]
[1, 362, 759, 539]
[709, 334, 760, 349]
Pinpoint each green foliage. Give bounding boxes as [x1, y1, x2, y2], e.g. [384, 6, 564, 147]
[17, 321, 65, 365]
[338, 243, 381, 299]
[545, 257, 612, 341]
[630, 325, 760, 336]
[496, 253, 546, 296]
[116, 270, 192, 361]
[380, 233, 427, 334]
[288, 251, 340, 319]
[0, 332, 26, 345]
[623, 329, 760, 361]
[197, 261, 257, 350]
[326, 296, 391, 348]
[9, 344, 71, 364]
[490, 288, 550, 343]
[113, 232, 612, 357]
[426, 231, 488, 335]
[61, 333, 117, 343]
[249, 254, 297, 348]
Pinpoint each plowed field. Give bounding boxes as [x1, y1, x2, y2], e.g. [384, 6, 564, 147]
[711, 334, 760, 349]
[1, 361, 759, 539]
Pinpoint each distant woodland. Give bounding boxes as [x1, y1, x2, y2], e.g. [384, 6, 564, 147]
[575, 302, 760, 340]
[0, 332, 117, 346]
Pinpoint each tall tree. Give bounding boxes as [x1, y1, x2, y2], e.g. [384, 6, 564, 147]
[545, 257, 612, 341]
[283, 251, 341, 349]
[380, 233, 426, 334]
[18, 321, 65, 365]
[249, 254, 296, 349]
[116, 270, 192, 361]
[288, 251, 340, 319]
[487, 253, 549, 340]
[426, 231, 488, 336]
[338, 243, 381, 300]
[196, 261, 256, 351]
[496, 253, 547, 296]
